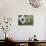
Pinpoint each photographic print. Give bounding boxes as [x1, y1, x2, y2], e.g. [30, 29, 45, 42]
[18, 15, 33, 25]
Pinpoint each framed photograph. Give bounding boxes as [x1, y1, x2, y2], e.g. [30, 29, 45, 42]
[18, 15, 33, 25]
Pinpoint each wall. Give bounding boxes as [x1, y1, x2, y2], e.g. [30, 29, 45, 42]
[44, 15, 46, 40]
[0, 0, 46, 40]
